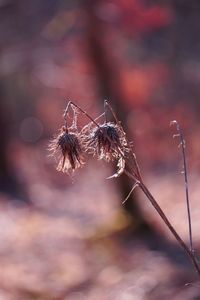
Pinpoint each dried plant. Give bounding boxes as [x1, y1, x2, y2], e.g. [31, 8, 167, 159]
[49, 127, 84, 173]
[50, 100, 200, 279]
[49, 102, 84, 173]
[85, 122, 128, 161]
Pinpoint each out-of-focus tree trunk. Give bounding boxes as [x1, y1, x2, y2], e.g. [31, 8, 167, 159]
[0, 83, 26, 200]
[82, 0, 151, 231]
[0, 0, 60, 202]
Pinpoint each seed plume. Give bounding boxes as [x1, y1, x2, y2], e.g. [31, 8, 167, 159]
[49, 127, 84, 173]
[85, 122, 128, 161]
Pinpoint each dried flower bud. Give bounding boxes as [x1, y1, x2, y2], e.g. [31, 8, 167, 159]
[86, 122, 128, 161]
[49, 127, 84, 173]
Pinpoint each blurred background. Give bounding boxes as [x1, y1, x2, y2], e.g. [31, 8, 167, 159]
[1, 0, 200, 299]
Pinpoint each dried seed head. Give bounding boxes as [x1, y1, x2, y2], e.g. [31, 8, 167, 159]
[49, 127, 84, 173]
[86, 122, 128, 161]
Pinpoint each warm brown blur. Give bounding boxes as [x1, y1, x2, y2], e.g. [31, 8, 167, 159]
[0, 1, 200, 299]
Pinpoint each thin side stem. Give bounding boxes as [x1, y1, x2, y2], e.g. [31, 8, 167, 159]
[171, 120, 193, 252]
[68, 101, 101, 128]
[104, 100, 121, 127]
[122, 182, 139, 204]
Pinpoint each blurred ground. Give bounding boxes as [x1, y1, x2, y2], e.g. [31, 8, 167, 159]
[0, 144, 200, 299]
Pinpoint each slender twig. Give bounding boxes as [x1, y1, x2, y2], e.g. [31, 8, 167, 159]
[171, 120, 193, 253]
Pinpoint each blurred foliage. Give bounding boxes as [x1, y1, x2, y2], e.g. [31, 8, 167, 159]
[1, 0, 200, 173]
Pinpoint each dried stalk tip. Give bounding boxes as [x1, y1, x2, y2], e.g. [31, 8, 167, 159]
[49, 127, 84, 173]
[86, 122, 128, 161]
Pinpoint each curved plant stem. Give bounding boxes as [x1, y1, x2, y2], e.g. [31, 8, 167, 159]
[124, 169, 200, 278]
[139, 182, 200, 276]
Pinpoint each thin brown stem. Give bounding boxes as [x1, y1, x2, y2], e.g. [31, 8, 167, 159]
[140, 182, 200, 276]
[130, 152, 142, 181]
[124, 169, 200, 278]
[104, 100, 121, 127]
[68, 101, 101, 128]
[171, 120, 193, 252]
[104, 99, 108, 123]
[63, 101, 73, 130]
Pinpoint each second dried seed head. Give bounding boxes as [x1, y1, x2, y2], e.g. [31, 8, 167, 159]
[86, 122, 128, 161]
